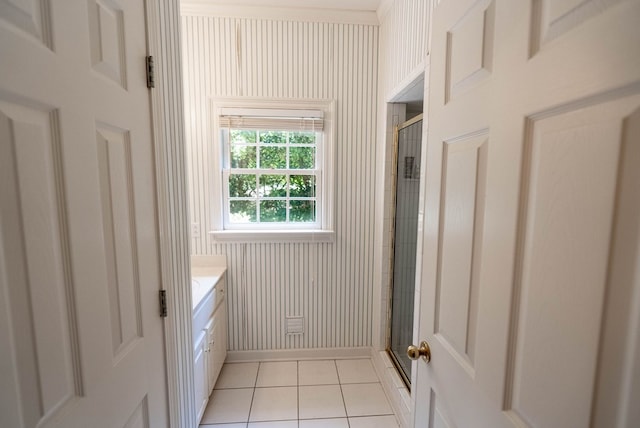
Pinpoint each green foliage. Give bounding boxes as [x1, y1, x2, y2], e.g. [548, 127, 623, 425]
[259, 147, 287, 168]
[229, 200, 256, 222]
[231, 130, 256, 144]
[229, 174, 256, 198]
[259, 131, 287, 144]
[290, 200, 315, 222]
[289, 147, 314, 169]
[260, 200, 287, 222]
[227, 129, 318, 224]
[290, 131, 315, 145]
[231, 146, 257, 168]
[290, 175, 315, 198]
[260, 175, 287, 197]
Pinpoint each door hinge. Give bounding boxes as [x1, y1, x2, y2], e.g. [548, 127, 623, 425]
[159, 289, 167, 317]
[146, 55, 155, 88]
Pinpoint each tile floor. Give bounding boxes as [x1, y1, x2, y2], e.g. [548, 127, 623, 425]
[199, 358, 399, 428]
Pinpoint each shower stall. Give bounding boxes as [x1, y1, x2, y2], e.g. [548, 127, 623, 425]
[387, 114, 423, 387]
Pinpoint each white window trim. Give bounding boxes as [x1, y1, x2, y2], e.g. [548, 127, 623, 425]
[209, 97, 335, 243]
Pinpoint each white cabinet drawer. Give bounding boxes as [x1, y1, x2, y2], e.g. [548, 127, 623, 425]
[192, 276, 225, 344]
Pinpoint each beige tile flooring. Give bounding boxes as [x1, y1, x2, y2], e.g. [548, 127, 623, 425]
[199, 359, 399, 428]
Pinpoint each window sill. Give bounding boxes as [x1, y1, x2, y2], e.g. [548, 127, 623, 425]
[210, 229, 335, 243]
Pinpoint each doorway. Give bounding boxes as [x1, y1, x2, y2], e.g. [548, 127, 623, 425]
[387, 114, 423, 387]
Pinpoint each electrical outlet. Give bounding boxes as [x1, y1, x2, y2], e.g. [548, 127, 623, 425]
[191, 222, 200, 238]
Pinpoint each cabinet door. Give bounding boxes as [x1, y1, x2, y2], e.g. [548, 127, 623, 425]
[216, 303, 228, 374]
[205, 316, 216, 395]
[194, 331, 208, 423]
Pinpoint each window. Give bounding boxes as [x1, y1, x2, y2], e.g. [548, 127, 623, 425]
[211, 99, 335, 242]
[223, 127, 319, 228]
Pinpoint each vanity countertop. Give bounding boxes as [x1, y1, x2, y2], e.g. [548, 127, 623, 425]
[192, 266, 226, 311]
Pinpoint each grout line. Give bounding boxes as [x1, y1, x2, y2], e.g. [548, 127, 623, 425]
[295, 383, 341, 387]
[335, 360, 351, 428]
[349, 412, 396, 418]
[334, 359, 342, 384]
[335, 381, 383, 385]
[215, 386, 262, 390]
[246, 361, 261, 425]
[253, 384, 301, 388]
[297, 360, 300, 422]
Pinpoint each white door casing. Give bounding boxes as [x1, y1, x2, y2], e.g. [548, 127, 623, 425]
[0, 1, 169, 428]
[414, 0, 640, 427]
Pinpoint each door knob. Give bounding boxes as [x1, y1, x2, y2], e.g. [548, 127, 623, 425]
[407, 341, 431, 363]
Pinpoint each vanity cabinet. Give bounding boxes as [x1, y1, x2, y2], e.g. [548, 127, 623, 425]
[193, 270, 227, 424]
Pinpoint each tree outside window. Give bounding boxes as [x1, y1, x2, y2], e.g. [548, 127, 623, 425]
[226, 129, 318, 225]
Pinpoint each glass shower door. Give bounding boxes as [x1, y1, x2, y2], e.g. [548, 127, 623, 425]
[387, 115, 423, 387]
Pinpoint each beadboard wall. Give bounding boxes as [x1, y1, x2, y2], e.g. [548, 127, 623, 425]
[378, 0, 431, 98]
[181, 15, 379, 351]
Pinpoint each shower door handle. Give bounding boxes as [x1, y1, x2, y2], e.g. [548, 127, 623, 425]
[407, 341, 431, 363]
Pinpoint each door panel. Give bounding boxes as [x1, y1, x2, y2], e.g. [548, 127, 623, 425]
[529, 0, 623, 55]
[87, 0, 127, 87]
[445, 0, 495, 103]
[0, 1, 168, 427]
[415, 0, 640, 427]
[591, 105, 640, 426]
[0, 99, 79, 428]
[435, 131, 487, 371]
[96, 125, 143, 358]
[0, 0, 52, 48]
[429, 390, 454, 428]
[124, 399, 150, 428]
[504, 96, 640, 428]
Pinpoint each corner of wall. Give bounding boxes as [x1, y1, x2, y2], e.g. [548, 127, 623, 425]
[376, 0, 394, 23]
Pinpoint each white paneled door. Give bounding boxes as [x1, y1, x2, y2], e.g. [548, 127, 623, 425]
[0, 1, 168, 428]
[414, 0, 640, 427]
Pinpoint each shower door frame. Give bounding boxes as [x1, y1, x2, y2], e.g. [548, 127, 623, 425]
[386, 113, 424, 390]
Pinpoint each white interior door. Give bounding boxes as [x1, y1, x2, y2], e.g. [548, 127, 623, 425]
[0, 1, 169, 427]
[414, 0, 640, 427]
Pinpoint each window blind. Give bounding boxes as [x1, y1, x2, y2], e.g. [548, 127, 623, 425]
[219, 108, 324, 131]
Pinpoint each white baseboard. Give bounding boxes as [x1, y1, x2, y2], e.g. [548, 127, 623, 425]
[226, 347, 373, 362]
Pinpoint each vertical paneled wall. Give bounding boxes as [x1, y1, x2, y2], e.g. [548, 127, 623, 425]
[181, 15, 379, 351]
[378, 0, 430, 98]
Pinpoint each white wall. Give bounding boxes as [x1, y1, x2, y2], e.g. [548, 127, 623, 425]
[181, 14, 379, 351]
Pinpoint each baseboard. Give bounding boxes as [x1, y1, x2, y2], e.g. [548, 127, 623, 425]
[226, 346, 373, 362]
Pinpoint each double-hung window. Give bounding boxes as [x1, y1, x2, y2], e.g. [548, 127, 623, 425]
[212, 100, 334, 242]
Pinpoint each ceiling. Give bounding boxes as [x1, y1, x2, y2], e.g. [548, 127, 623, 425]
[189, 0, 383, 11]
